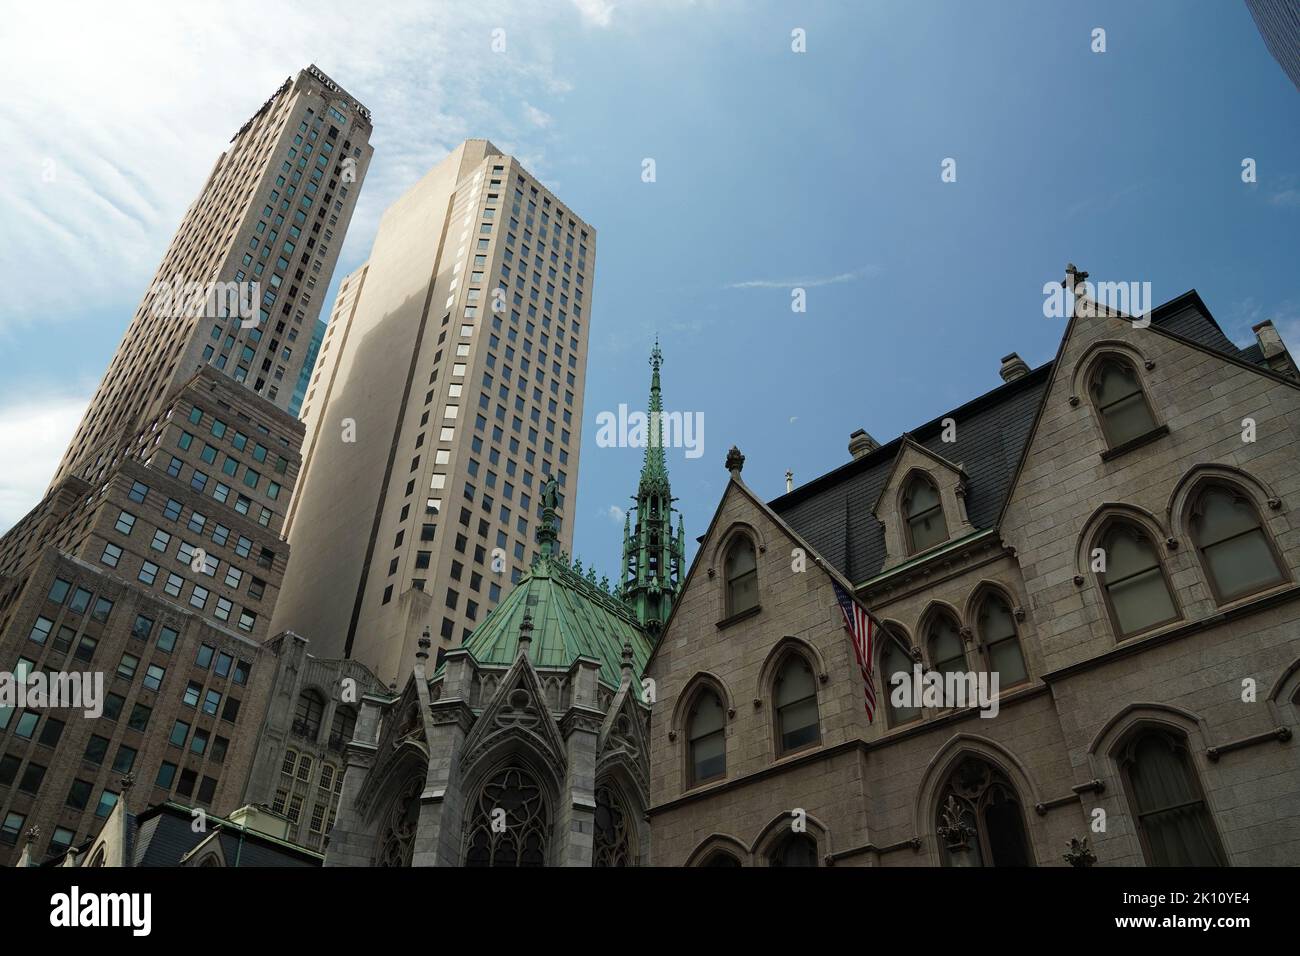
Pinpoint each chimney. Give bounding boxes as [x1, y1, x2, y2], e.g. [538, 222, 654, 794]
[999, 352, 1030, 382]
[848, 429, 879, 460]
[1252, 320, 1298, 379]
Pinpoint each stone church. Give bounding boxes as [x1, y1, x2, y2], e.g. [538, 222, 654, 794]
[324, 345, 687, 866]
[644, 271, 1300, 866]
[321, 275, 1300, 867]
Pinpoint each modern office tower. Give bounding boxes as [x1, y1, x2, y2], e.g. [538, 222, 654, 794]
[273, 140, 596, 685]
[0, 64, 371, 868]
[0, 369, 304, 866]
[49, 64, 372, 489]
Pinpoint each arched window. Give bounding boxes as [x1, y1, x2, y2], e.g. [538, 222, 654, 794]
[773, 654, 820, 755]
[1189, 485, 1285, 603]
[687, 688, 726, 786]
[293, 690, 325, 740]
[936, 757, 1033, 867]
[1089, 357, 1157, 447]
[976, 593, 1028, 688]
[593, 784, 634, 867]
[464, 764, 550, 867]
[881, 634, 920, 726]
[926, 612, 966, 680]
[724, 536, 758, 616]
[700, 850, 742, 867]
[903, 475, 948, 553]
[1097, 522, 1179, 637]
[768, 832, 819, 867]
[1118, 728, 1226, 866]
[374, 776, 421, 867]
[329, 706, 358, 749]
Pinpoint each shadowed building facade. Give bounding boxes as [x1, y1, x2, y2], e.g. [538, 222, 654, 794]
[272, 141, 597, 687]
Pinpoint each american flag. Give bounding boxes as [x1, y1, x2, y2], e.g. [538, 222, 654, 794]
[832, 579, 877, 722]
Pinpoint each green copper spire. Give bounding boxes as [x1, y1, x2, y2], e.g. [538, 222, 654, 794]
[640, 337, 668, 491]
[621, 339, 686, 636]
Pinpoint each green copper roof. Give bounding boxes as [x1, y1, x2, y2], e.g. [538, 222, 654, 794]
[439, 554, 654, 691]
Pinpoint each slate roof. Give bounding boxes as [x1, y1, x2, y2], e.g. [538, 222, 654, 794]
[769, 290, 1268, 585]
[132, 803, 320, 867]
[441, 553, 654, 690]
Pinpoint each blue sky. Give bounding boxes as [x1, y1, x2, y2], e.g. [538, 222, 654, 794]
[1, 0, 1297, 582]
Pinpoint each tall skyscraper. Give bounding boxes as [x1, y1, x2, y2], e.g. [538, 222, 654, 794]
[273, 140, 596, 684]
[0, 67, 372, 867]
[50, 65, 373, 489]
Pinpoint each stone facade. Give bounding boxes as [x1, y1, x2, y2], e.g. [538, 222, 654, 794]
[644, 284, 1300, 867]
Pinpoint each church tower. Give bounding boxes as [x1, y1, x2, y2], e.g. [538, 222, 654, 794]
[620, 341, 687, 635]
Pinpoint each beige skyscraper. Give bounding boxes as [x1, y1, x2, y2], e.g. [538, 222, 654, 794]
[273, 140, 596, 684]
[51, 65, 373, 489]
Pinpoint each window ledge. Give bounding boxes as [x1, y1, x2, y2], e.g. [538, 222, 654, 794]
[716, 605, 761, 630]
[1099, 424, 1169, 462]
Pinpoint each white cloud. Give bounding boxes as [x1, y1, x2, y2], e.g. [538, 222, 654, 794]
[571, 0, 616, 27]
[725, 265, 881, 289]
[605, 504, 626, 523]
[523, 101, 554, 129]
[0, 394, 88, 529]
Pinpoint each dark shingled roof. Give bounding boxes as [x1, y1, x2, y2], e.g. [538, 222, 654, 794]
[769, 290, 1268, 584]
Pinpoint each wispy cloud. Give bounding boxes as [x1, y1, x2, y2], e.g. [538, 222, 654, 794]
[725, 265, 881, 289]
[604, 504, 626, 523]
[0, 0, 644, 332]
[1268, 188, 1300, 208]
[571, 0, 616, 27]
[0, 393, 88, 527]
[523, 101, 554, 129]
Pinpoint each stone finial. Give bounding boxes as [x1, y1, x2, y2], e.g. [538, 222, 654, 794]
[518, 608, 534, 658]
[999, 352, 1030, 383]
[416, 626, 431, 664]
[620, 642, 634, 682]
[848, 429, 879, 460]
[785, 470, 793, 493]
[725, 445, 745, 477]
[24, 824, 40, 846]
[1062, 262, 1088, 291]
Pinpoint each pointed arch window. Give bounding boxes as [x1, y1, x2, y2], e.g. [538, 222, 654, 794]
[936, 757, 1033, 867]
[464, 765, 550, 867]
[768, 832, 819, 867]
[773, 654, 820, 755]
[1089, 357, 1157, 448]
[724, 536, 758, 616]
[1118, 728, 1226, 866]
[1097, 522, 1179, 637]
[700, 850, 742, 867]
[1189, 485, 1285, 603]
[687, 688, 726, 786]
[374, 776, 421, 867]
[881, 634, 920, 727]
[593, 784, 634, 867]
[903, 475, 948, 553]
[926, 612, 966, 680]
[976, 593, 1028, 688]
